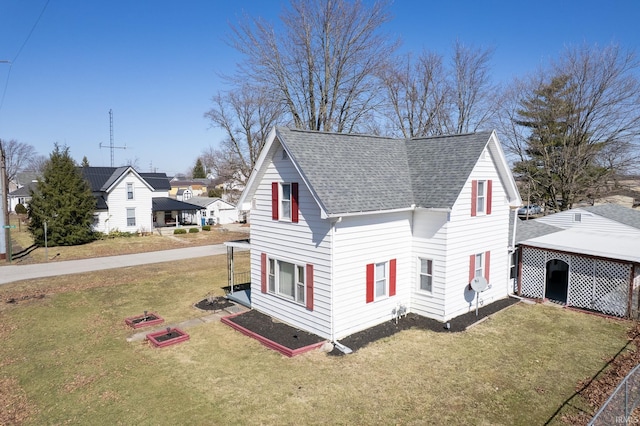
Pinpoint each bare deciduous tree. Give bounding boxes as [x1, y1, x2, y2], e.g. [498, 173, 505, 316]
[0, 139, 37, 182]
[204, 84, 284, 198]
[380, 41, 495, 138]
[449, 40, 496, 134]
[379, 51, 449, 138]
[228, 0, 396, 133]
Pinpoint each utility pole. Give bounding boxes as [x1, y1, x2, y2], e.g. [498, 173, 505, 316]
[0, 61, 11, 260]
[0, 142, 9, 260]
[99, 109, 126, 167]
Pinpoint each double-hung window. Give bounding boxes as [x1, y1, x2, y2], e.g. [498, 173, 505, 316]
[375, 262, 387, 298]
[268, 258, 305, 306]
[471, 180, 492, 216]
[126, 208, 136, 226]
[419, 258, 433, 293]
[127, 183, 134, 200]
[271, 182, 299, 222]
[281, 183, 291, 220]
[476, 181, 486, 214]
[474, 253, 484, 278]
[366, 259, 397, 303]
[469, 251, 491, 288]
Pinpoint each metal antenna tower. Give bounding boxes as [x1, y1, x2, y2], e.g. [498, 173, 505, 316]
[99, 109, 126, 167]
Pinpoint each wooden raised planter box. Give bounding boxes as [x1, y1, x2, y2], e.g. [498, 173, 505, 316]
[146, 327, 190, 348]
[125, 312, 165, 329]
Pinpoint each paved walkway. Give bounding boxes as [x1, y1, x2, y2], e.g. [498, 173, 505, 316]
[0, 244, 228, 285]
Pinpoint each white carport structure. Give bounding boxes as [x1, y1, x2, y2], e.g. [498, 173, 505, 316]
[518, 228, 640, 317]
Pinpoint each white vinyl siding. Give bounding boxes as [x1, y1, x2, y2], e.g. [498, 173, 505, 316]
[249, 143, 332, 339]
[332, 211, 412, 339]
[105, 171, 154, 232]
[440, 145, 511, 320]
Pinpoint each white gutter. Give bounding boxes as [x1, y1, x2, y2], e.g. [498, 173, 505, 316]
[509, 207, 518, 253]
[324, 205, 450, 219]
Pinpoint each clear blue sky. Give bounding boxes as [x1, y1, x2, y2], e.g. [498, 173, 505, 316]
[0, 0, 638, 176]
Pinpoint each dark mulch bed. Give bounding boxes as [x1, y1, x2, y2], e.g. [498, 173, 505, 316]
[328, 296, 519, 356]
[194, 297, 235, 311]
[227, 309, 326, 350]
[225, 297, 519, 355]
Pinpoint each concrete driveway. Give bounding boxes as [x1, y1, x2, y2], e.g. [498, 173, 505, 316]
[0, 244, 228, 285]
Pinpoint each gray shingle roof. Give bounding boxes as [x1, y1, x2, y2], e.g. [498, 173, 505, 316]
[277, 127, 492, 215]
[581, 204, 640, 230]
[515, 220, 563, 243]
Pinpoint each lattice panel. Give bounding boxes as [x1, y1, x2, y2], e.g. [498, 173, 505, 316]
[592, 260, 630, 317]
[567, 255, 594, 310]
[521, 248, 545, 298]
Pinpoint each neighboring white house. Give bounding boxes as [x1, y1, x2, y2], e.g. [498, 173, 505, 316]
[186, 196, 239, 225]
[236, 127, 521, 342]
[516, 204, 640, 318]
[82, 167, 201, 233]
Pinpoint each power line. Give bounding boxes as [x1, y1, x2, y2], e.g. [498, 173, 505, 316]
[0, 0, 51, 115]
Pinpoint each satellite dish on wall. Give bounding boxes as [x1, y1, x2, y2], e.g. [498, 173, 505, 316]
[470, 276, 488, 292]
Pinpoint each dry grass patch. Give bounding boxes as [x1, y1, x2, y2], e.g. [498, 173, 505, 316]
[0, 256, 632, 425]
[3, 214, 247, 265]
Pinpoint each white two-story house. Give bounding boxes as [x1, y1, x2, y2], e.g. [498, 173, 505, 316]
[237, 127, 521, 342]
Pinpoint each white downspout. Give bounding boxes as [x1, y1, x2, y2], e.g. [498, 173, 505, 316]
[329, 218, 337, 343]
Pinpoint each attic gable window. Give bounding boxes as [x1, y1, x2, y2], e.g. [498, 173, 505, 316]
[271, 182, 299, 223]
[127, 183, 134, 200]
[471, 179, 492, 216]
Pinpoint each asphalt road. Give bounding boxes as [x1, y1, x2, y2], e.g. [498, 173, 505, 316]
[0, 244, 228, 285]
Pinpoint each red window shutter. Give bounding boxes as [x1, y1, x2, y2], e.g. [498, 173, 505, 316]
[389, 259, 396, 296]
[306, 264, 314, 310]
[271, 182, 279, 220]
[471, 180, 477, 216]
[469, 254, 475, 283]
[486, 180, 493, 215]
[366, 263, 374, 303]
[469, 254, 475, 289]
[261, 253, 267, 293]
[292, 182, 299, 223]
[484, 251, 491, 282]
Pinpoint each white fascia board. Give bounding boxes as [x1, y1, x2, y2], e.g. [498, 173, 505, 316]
[237, 127, 278, 207]
[325, 205, 418, 220]
[106, 167, 154, 193]
[489, 130, 522, 207]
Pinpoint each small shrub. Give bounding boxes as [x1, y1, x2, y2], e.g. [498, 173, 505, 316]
[94, 230, 138, 240]
[201, 225, 211, 231]
[173, 229, 187, 235]
[15, 203, 27, 215]
[188, 228, 199, 233]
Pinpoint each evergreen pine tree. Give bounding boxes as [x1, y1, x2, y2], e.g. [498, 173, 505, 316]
[192, 158, 206, 179]
[513, 75, 607, 210]
[81, 156, 90, 167]
[28, 144, 97, 246]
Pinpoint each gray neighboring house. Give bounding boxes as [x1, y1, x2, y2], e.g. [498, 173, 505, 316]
[515, 204, 640, 318]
